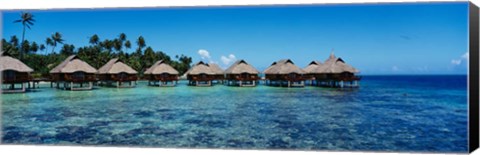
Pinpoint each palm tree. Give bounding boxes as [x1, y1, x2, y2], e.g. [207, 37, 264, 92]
[10, 36, 19, 47]
[89, 34, 100, 45]
[30, 41, 39, 53]
[45, 38, 53, 54]
[143, 46, 156, 69]
[60, 44, 75, 55]
[39, 44, 46, 53]
[124, 40, 131, 53]
[113, 39, 122, 53]
[14, 12, 35, 59]
[51, 32, 64, 53]
[118, 33, 127, 52]
[119, 33, 126, 42]
[21, 40, 30, 55]
[101, 39, 113, 52]
[136, 36, 146, 52]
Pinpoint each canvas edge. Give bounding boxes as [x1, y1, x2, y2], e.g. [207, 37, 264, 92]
[0, 1, 477, 153]
[469, 1, 480, 153]
[0, 10, 4, 144]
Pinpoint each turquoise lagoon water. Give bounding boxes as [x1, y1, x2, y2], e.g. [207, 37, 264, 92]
[1, 75, 468, 152]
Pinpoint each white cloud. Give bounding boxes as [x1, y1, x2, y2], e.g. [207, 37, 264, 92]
[415, 66, 428, 72]
[209, 60, 218, 64]
[462, 52, 469, 59]
[196, 49, 236, 69]
[451, 52, 468, 65]
[451, 59, 461, 65]
[198, 49, 211, 59]
[221, 54, 236, 65]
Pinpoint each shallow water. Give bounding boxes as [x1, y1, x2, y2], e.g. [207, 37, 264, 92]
[1, 75, 468, 153]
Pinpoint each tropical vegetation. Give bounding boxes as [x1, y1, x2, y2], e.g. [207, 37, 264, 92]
[2, 12, 193, 79]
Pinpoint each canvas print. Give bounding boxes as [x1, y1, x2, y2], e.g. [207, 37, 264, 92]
[0, 2, 472, 153]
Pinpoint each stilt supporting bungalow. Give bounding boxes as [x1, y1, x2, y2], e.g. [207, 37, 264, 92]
[27, 78, 45, 89]
[50, 55, 97, 91]
[263, 59, 306, 87]
[0, 51, 34, 93]
[148, 80, 178, 87]
[224, 60, 259, 87]
[144, 60, 179, 87]
[98, 58, 138, 88]
[189, 79, 212, 87]
[314, 73, 361, 88]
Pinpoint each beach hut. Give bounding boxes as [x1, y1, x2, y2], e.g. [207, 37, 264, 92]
[98, 58, 138, 88]
[50, 55, 97, 90]
[144, 60, 179, 87]
[303, 60, 323, 86]
[312, 52, 360, 87]
[208, 63, 225, 83]
[0, 51, 34, 93]
[224, 59, 260, 87]
[263, 59, 306, 87]
[186, 61, 215, 86]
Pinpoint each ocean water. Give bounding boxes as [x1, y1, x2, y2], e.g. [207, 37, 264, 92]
[0, 75, 468, 153]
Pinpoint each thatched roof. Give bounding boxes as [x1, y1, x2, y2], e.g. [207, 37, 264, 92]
[263, 59, 306, 74]
[313, 53, 359, 74]
[303, 60, 323, 74]
[98, 58, 137, 74]
[0, 52, 34, 72]
[144, 60, 179, 75]
[185, 61, 215, 75]
[208, 63, 224, 75]
[224, 59, 259, 74]
[50, 55, 97, 74]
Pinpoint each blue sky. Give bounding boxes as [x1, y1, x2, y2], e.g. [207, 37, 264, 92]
[1, 2, 469, 75]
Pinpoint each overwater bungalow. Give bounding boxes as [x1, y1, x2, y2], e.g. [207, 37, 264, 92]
[0, 51, 34, 93]
[312, 52, 360, 88]
[303, 60, 323, 86]
[98, 58, 138, 88]
[224, 59, 260, 87]
[50, 55, 97, 90]
[186, 61, 215, 86]
[144, 60, 179, 87]
[263, 59, 306, 87]
[208, 63, 225, 83]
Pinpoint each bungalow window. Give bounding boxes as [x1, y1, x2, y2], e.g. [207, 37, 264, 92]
[341, 72, 353, 77]
[289, 73, 297, 79]
[73, 72, 85, 80]
[161, 73, 169, 78]
[200, 73, 208, 79]
[3, 70, 16, 80]
[118, 72, 128, 80]
[240, 73, 249, 79]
